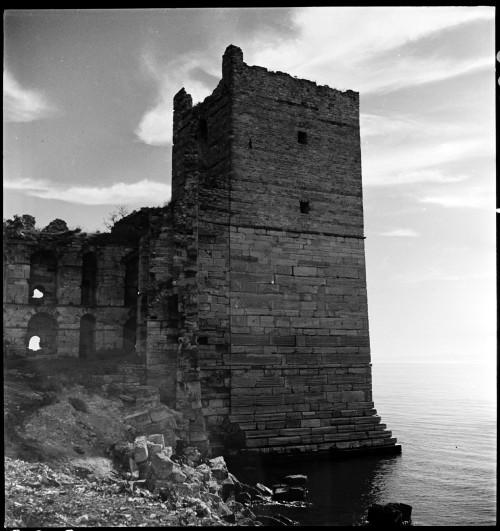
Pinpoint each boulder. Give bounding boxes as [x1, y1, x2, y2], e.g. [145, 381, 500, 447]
[255, 482, 273, 497]
[284, 474, 308, 487]
[221, 479, 236, 501]
[396, 503, 412, 522]
[272, 484, 290, 502]
[272, 483, 307, 503]
[235, 492, 252, 505]
[208, 456, 226, 468]
[211, 466, 229, 481]
[241, 483, 263, 500]
[367, 503, 409, 526]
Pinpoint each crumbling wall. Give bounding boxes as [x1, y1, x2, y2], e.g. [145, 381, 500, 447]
[139, 209, 177, 403]
[3, 224, 144, 359]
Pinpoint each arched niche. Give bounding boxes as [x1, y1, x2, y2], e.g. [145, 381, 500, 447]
[81, 252, 98, 307]
[124, 253, 139, 308]
[123, 316, 137, 355]
[79, 313, 96, 358]
[29, 250, 58, 303]
[26, 312, 58, 355]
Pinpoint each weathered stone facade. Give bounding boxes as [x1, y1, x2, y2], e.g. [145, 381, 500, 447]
[3, 45, 399, 458]
[3, 212, 156, 360]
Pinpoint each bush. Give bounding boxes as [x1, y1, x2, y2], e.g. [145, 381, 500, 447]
[35, 375, 66, 394]
[68, 396, 89, 413]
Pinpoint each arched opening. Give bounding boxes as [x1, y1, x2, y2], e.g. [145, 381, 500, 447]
[29, 250, 57, 303]
[30, 285, 46, 300]
[28, 335, 41, 351]
[123, 316, 137, 355]
[124, 253, 139, 308]
[81, 252, 98, 307]
[79, 313, 96, 358]
[26, 313, 58, 355]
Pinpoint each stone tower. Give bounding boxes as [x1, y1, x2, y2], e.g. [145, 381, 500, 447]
[166, 45, 399, 457]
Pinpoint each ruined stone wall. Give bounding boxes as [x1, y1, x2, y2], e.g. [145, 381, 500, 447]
[140, 209, 177, 403]
[3, 235, 138, 358]
[168, 45, 398, 456]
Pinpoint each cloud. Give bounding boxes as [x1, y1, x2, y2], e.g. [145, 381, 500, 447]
[135, 52, 219, 146]
[3, 177, 51, 191]
[395, 267, 494, 284]
[417, 187, 493, 209]
[250, 6, 494, 94]
[360, 113, 486, 141]
[4, 177, 171, 206]
[379, 229, 420, 238]
[355, 54, 491, 95]
[3, 70, 58, 122]
[361, 110, 494, 187]
[134, 7, 494, 146]
[364, 139, 492, 187]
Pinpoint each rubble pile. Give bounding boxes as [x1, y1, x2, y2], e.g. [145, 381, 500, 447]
[111, 434, 307, 525]
[5, 434, 307, 527]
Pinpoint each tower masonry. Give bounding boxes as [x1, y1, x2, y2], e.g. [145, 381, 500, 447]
[165, 44, 400, 457]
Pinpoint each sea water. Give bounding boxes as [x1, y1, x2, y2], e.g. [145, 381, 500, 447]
[236, 362, 497, 526]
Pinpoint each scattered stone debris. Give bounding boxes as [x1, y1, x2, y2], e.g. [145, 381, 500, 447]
[5, 434, 307, 527]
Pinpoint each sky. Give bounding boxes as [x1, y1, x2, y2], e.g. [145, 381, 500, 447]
[3, 7, 496, 365]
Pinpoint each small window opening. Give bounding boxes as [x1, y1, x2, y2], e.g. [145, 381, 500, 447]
[298, 131, 308, 144]
[28, 335, 42, 351]
[249, 138, 253, 149]
[32, 288, 44, 299]
[198, 336, 208, 345]
[198, 119, 208, 144]
[300, 201, 310, 214]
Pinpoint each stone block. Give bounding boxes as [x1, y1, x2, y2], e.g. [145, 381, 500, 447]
[171, 464, 187, 483]
[150, 449, 174, 480]
[146, 433, 165, 446]
[124, 410, 151, 425]
[150, 406, 174, 423]
[147, 442, 163, 456]
[132, 437, 149, 463]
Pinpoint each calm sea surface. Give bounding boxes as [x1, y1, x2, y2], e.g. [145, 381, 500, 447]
[235, 363, 497, 526]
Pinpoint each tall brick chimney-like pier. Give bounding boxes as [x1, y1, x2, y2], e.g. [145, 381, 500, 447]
[164, 44, 401, 458]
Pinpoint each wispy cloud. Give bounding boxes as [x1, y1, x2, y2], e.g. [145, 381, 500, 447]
[250, 6, 493, 94]
[361, 113, 487, 142]
[361, 110, 494, 187]
[3, 70, 58, 123]
[379, 229, 420, 238]
[364, 139, 492, 187]
[3, 177, 51, 191]
[417, 187, 493, 209]
[4, 177, 171, 206]
[357, 54, 491, 95]
[395, 267, 494, 284]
